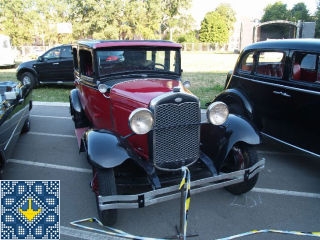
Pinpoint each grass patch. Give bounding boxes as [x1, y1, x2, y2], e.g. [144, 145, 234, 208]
[182, 71, 226, 107]
[32, 86, 73, 102]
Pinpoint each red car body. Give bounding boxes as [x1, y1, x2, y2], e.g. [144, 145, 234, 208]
[69, 40, 264, 226]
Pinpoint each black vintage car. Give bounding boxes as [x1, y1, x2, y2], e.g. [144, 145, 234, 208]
[16, 44, 73, 88]
[0, 81, 32, 178]
[215, 38, 320, 157]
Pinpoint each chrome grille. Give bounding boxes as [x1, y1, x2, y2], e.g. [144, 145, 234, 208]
[152, 101, 200, 170]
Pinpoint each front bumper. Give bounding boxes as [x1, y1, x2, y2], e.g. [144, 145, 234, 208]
[98, 159, 265, 210]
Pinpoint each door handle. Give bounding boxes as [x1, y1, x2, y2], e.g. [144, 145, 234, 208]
[273, 91, 291, 98]
[53, 62, 59, 65]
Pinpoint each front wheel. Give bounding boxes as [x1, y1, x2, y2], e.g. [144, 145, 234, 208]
[223, 143, 259, 195]
[21, 72, 37, 89]
[92, 168, 118, 226]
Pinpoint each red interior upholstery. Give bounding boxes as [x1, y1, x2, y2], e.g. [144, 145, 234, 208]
[292, 64, 301, 80]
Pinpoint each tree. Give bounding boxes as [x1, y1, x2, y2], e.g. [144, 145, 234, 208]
[159, 0, 192, 40]
[199, 4, 236, 46]
[0, 0, 35, 46]
[0, 0, 195, 45]
[261, 1, 289, 22]
[289, 2, 312, 21]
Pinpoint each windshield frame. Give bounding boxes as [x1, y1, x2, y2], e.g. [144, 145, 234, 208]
[95, 47, 181, 78]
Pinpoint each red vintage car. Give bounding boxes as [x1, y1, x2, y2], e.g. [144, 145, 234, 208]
[69, 40, 264, 226]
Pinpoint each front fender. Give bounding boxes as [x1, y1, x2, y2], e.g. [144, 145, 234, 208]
[69, 89, 82, 113]
[200, 114, 261, 170]
[85, 130, 130, 168]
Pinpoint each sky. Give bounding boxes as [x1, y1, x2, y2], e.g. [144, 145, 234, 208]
[191, 0, 318, 26]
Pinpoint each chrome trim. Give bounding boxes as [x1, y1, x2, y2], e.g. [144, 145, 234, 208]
[97, 159, 265, 210]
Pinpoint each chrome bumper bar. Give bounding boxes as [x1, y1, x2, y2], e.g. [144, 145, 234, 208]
[98, 159, 265, 210]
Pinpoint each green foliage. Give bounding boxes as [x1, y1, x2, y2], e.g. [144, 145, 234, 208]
[261, 1, 289, 22]
[198, 4, 236, 45]
[0, 0, 194, 46]
[261, 1, 312, 22]
[175, 30, 199, 43]
[289, 3, 312, 21]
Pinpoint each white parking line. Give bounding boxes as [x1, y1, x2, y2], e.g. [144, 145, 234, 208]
[253, 187, 320, 199]
[7, 159, 91, 173]
[27, 131, 76, 138]
[31, 114, 72, 120]
[33, 101, 69, 107]
[60, 226, 121, 240]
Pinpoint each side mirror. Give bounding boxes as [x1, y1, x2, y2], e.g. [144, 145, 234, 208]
[37, 56, 43, 62]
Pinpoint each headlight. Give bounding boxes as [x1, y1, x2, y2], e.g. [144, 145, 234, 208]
[98, 84, 109, 93]
[129, 108, 154, 134]
[207, 101, 229, 125]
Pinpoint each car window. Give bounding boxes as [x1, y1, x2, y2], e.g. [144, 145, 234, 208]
[238, 52, 254, 73]
[291, 52, 319, 83]
[60, 46, 72, 58]
[79, 50, 93, 77]
[43, 47, 61, 59]
[255, 51, 284, 78]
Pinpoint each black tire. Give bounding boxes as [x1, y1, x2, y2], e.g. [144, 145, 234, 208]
[223, 143, 259, 195]
[72, 109, 89, 128]
[21, 72, 37, 89]
[94, 168, 118, 226]
[21, 118, 31, 133]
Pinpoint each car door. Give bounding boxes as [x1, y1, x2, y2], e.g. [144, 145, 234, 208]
[279, 51, 320, 155]
[57, 45, 74, 82]
[35, 46, 73, 83]
[234, 50, 289, 140]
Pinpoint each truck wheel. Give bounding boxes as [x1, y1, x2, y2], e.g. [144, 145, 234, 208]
[223, 143, 259, 195]
[21, 72, 37, 89]
[93, 168, 118, 226]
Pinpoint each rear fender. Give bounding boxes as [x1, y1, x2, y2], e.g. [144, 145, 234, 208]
[200, 114, 261, 171]
[85, 130, 129, 168]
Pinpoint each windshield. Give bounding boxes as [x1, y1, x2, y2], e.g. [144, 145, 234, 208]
[96, 48, 181, 76]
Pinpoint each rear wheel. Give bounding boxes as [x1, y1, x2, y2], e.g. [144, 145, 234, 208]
[223, 143, 259, 195]
[92, 168, 118, 226]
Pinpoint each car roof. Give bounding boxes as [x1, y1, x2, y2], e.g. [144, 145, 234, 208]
[75, 40, 182, 49]
[243, 38, 320, 52]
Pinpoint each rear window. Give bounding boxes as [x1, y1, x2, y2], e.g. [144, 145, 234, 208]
[255, 51, 285, 78]
[292, 52, 319, 83]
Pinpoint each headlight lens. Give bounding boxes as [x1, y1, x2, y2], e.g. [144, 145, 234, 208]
[129, 108, 154, 134]
[98, 84, 109, 94]
[207, 101, 229, 125]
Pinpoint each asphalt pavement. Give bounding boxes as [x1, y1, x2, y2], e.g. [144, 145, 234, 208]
[2, 102, 320, 240]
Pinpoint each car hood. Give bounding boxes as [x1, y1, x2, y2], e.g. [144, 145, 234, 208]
[110, 79, 181, 107]
[17, 59, 37, 69]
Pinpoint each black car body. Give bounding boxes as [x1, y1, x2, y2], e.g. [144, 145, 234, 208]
[16, 44, 73, 88]
[215, 38, 320, 157]
[0, 81, 32, 178]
